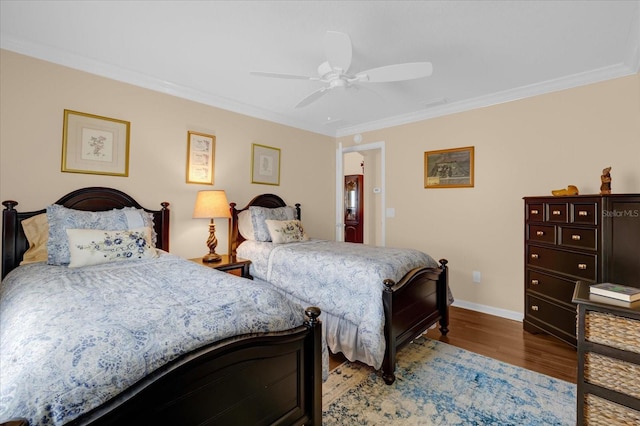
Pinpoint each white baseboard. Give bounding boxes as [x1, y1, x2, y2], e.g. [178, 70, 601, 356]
[451, 300, 523, 322]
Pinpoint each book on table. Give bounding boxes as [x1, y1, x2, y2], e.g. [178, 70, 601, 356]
[589, 283, 640, 302]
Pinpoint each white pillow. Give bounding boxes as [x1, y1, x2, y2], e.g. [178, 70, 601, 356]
[265, 219, 309, 244]
[237, 210, 255, 240]
[66, 227, 158, 268]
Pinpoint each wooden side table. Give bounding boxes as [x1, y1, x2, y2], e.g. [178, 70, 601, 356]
[572, 281, 640, 424]
[190, 254, 252, 279]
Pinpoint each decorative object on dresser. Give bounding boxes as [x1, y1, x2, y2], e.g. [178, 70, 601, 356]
[523, 193, 640, 346]
[344, 174, 363, 243]
[551, 185, 579, 196]
[186, 131, 216, 185]
[600, 166, 612, 195]
[190, 254, 252, 279]
[573, 281, 640, 425]
[192, 190, 232, 262]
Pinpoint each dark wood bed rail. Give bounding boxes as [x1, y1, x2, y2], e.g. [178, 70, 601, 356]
[382, 259, 449, 384]
[2, 187, 170, 279]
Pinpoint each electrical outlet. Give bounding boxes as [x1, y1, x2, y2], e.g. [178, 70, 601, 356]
[472, 271, 481, 283]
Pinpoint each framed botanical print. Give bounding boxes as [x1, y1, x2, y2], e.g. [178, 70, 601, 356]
[186, 131, 216, 185]
[251, 143, 280, 185]
[61, 110, 130, 176]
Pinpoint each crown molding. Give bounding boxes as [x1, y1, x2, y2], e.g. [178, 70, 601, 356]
[0, 36, 336, 137]
[335, 62, 638, 137]
[3, 29, 637, 140]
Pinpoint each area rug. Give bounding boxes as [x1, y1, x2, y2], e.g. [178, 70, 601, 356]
[322, 337, 576, 425]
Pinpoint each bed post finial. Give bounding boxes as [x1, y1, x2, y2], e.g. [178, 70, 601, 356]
[2, 200, 18, 211]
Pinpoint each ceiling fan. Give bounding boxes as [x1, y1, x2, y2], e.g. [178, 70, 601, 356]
[250, 31, 433, 108]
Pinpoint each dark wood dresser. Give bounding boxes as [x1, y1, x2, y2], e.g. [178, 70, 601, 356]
[573, 281, 640, 425]
[523, 194, 640, 346]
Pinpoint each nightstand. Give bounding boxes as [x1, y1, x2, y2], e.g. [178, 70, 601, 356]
[190, 255, 252, 279]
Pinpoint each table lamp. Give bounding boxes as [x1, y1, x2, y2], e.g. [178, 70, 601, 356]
[193, 190, 231, 262]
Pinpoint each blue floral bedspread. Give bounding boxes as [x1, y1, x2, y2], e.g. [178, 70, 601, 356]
[0, 252, 307, 425]
[237, 240, 440, 369]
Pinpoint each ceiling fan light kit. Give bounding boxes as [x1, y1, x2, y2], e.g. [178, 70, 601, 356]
[251, 30, 433, 108]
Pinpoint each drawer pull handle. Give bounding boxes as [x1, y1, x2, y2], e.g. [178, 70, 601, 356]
[572, 234, 581, 241]
[536, 231, 545, 236]
[578, 263, 587, 270]
[531, 305, 539, 311]
[531, 209, 539, 215]
[531, 279, 539, 285]
[552, 210, 561, 215]
[578, 210, 588, 216]
[531, 254, 539, 259]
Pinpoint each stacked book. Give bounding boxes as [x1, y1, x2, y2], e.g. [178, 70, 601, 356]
[590, 283, 640, 303]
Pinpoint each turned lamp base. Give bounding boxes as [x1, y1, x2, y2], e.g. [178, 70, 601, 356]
[202, 252, 222, 263]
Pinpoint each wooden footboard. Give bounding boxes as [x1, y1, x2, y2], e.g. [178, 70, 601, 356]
[68, 308, 323, 426]
[381, 259, 449, 384]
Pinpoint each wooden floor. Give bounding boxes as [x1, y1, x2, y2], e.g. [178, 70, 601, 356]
[330, 306, 578, 384]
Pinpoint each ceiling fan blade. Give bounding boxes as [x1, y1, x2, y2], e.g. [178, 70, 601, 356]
[324, 31, 352, 72]
[250, 71, 316, 80]
[295, 87, 329, 108]
[356, 62, 433, 83]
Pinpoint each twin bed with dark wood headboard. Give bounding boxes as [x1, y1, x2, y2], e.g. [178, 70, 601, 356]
[230, 193, 450, 385]
[1, 187, 322, 426]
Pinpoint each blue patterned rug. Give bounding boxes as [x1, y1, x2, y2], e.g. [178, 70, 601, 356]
[322, 337, 576, 425]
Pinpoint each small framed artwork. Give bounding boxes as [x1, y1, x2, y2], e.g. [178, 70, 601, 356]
[61, 109, 130, 176]
[424, 146, 474, 188]
[186, 131, 216, 185]
[251, 143, 280, 185]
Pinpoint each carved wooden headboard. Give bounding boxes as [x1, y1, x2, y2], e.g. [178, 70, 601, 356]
[2, 187, 170, 279]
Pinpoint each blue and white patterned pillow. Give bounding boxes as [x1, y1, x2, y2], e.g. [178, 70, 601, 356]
[46, 204, 156, 265]
[249, 206, 297, 242]
[66, 227, 158, 268]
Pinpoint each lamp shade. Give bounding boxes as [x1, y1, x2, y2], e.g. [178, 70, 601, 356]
[193, 190, 231, 219]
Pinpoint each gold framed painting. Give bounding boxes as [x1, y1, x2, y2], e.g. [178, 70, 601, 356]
[424, 146, 474, 188]
[186, 131, 216, 185]
[61, 109, 130, 176]
[251, 143, 280, 185]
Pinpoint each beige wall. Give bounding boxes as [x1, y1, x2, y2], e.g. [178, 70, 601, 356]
[2, 49, 639, 318]
[338, 73, 640, 317]
[0, 50, 336, 260]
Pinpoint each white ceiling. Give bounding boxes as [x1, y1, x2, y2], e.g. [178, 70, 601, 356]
[1, 1, 638, 137]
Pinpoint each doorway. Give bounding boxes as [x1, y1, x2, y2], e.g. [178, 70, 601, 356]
[335, 141, 385, 246]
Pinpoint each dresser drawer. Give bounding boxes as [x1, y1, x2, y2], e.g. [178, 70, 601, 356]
[571, 202, 598, 225]
[526, 270, 576, 305]
[527, 225, 556, 244]
[527, 245, 597, 281]
[546, 203, 568, 223]
[559, 226, 597, 250]
[526, 295, 577, 338]
[584, 352, 640, 399]
[526, 203, 544, 222]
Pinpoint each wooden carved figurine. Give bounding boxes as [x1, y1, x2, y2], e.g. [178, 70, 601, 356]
[600, 166, 612, 195]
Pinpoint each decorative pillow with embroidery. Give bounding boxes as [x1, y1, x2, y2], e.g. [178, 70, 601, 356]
[265, 219, 309, 244]
[20, 213, 49, 265]
[46, 204, 156, 265]
[249, 206, 297, 242]
[66, 227, 158, 268]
